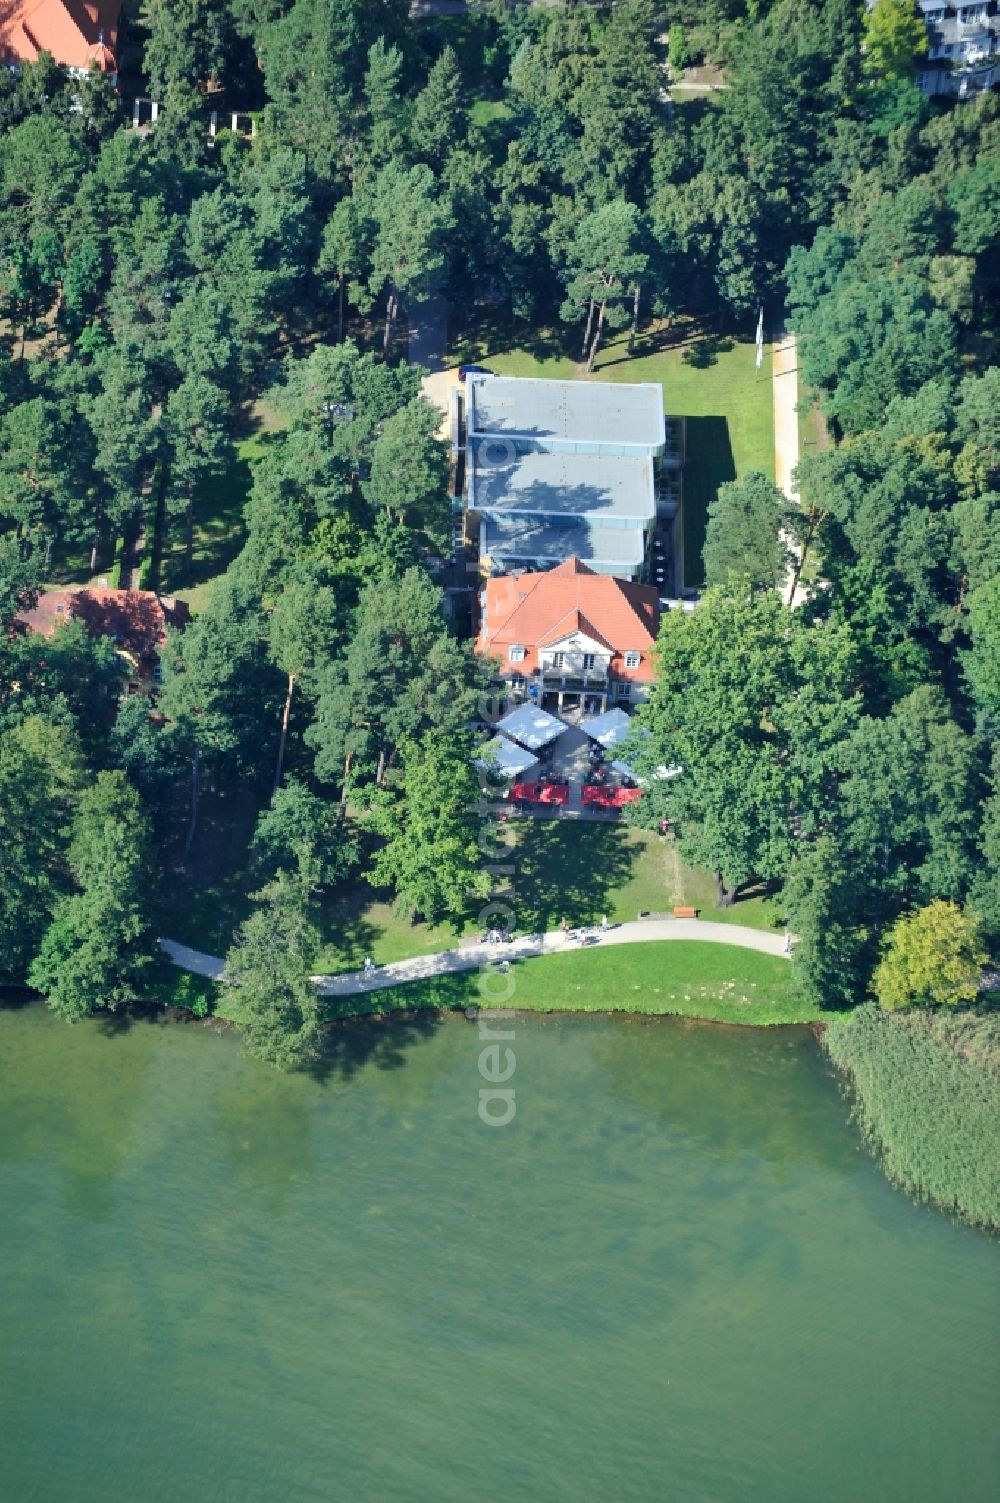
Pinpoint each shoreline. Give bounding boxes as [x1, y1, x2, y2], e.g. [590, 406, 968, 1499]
[167, 936, 814, 1030]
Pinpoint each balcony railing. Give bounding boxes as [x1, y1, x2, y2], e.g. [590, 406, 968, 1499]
[536, 667, 608, 685]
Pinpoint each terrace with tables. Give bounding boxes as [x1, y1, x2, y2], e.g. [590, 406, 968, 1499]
[475, 701, 644, 820]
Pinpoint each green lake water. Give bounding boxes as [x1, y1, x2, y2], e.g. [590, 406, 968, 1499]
[1, 1002, 996, 1503]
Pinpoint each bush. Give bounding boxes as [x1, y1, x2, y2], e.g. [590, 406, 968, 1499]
[173, 973, 215, 1017]
[108, 536, 123, 589]
[824, 1002, 1000, 1229]
[668, 23, 691, 72]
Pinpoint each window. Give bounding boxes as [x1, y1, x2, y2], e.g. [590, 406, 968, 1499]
[617, 683, 631, 700]
[624, 651, 642, 669]
[550, 652, 564, 669]
[582, 653, 596, 671]
[508, 645, 525, 663]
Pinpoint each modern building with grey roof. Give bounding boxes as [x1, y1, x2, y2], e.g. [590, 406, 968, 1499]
[460, 374, 667, 581]
[479, 514, 648, 576]
[467, 375, 666, 456]
[468, 449, 655, 522]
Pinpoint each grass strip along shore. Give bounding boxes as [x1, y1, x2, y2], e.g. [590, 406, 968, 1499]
[322, 942, 815, 1028]
[160, 923, 816, 1029]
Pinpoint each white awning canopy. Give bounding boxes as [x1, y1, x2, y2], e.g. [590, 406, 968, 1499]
[475, 735, 538, 780]
[612, 758, 682, 784]
[496, 703, 565, 751]
[580, 706, 631, 748]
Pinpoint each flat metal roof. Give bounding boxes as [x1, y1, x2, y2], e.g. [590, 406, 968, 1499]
[480, 514, 646, 569]
[496, 703, 566, 750]
[468, 376, 665, 450]
[469, 448, 654, 521]
[474, 735, 538, 778]
[580, 708, 631, 747]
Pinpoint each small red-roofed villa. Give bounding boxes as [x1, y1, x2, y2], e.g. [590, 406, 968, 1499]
[0, 0, 121, 78]
[16, 587, 188, 687]
[475, 557, 659, 715]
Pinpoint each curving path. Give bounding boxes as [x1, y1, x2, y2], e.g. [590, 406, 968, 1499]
[160, 919, 790, 1000]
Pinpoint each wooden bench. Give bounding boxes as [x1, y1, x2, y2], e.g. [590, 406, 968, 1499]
[672, 906, 698, 919]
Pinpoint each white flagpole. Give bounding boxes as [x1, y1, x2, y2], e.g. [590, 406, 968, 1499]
[755, 304, 764, 369]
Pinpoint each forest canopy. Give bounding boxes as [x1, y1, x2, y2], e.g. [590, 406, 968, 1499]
[0, 0, 997, 1062]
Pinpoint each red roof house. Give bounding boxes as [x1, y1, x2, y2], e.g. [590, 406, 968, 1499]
[475, 558, 659, 710]
[17, 587, 188, 679]
[0, 0, 120, 74]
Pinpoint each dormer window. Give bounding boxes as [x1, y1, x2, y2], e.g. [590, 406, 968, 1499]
[624, 651, 642, 669]
[508, 645, 525, 663]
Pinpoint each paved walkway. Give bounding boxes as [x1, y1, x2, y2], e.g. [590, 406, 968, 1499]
[773, 324, 799, 501]
[408, 282, 449, 373]
[160, 919, 790, 1000]
[772, 321, 807, 608]
[409, 280, 459, 442]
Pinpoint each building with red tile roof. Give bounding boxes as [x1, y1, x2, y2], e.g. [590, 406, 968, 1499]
[475, 557, 659, 713]
[0, 0, 120, 76]
[17, 587, 188, 682]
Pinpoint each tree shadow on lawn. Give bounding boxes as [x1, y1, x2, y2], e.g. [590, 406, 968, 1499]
[511, 820, 637, 933]
[314, 872, 472, 972]
[160, 453, 252, 595]
[682, 414, 736, 589]
[592, 316, 709, 370]
[157, 783, 263, 954]
[449, 309, 577, 367]
[682, 334, 735, 369]
[315, 881, 386, 970]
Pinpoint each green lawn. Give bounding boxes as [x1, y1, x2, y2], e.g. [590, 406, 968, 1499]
[160, 811, 782, 977]
[312, 823, 782, 975]
[798, 392, 829, 467]
[159, 420, 278, 612]
[448, 315, 773, 588]
[46, 403, 281, 608]
[323, 941, 813, 1028]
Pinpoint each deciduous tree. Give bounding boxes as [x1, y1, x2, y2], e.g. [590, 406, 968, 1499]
[863, 0, 927, 82]
[368, 734, 490, 921]
[365, 397, 450, 548]
[28, 772, 154, 1022]
[873, 901, 985, 1011]
[703, 472, 792, 596]
[625, 590, 859, 905]
[0, 717, 84, 980]
[252, 778, 356, 885]
[221, 867, 324, 1068]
